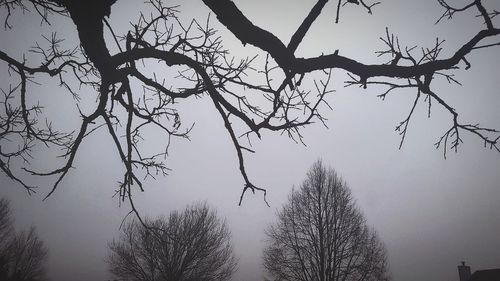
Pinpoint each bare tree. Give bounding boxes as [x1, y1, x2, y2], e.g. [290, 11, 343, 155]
[0, 198, 14, 247]
[7, 226, 48, 281]
[107, 203, 237, 281]
[0, 197, 14, 280]
[0, 198, 48, 281]
[0, 0, 499, 207]
[264, 161, 390, 281]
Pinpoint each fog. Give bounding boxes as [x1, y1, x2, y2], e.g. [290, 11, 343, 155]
[1, 1, 500, 281]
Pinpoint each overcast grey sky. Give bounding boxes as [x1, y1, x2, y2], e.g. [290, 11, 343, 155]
[1, 0, 500, 281]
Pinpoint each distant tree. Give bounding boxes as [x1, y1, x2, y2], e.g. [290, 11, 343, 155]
[7, 226, 48, 281]
[1, 1, 499, 207]
[0, 198, 48, 281]
[0, 198, 14, 280]
[0, 197, 14, 248]
[263, 161, 390, 281]
[107, 203, 237, 281]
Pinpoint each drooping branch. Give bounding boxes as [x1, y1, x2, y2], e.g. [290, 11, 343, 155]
[1, 0, 499, 208]
[212, 97, 267, 206]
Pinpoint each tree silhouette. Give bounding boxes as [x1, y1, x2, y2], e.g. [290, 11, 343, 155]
[0, 198, 14, 280]
[263, 161, 390, 281]
[107, 203, 237, 281]
[0, 0, 499, 208]
[0, 198, 48, 281]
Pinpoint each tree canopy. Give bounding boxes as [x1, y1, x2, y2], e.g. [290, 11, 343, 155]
[107, 203, 237, 281]
[0, 0, 499, 211]
[0, 198, 48, 281]
[264, 161, 389, 281]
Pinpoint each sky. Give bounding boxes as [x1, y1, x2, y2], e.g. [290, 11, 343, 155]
[1, 0, 500, 281]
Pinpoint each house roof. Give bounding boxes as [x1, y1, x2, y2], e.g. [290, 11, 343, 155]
[469, 269, 500, 281]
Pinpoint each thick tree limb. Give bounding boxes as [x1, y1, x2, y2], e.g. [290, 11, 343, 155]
[288, 0, 329, 53]
[203, 0, 500, 80]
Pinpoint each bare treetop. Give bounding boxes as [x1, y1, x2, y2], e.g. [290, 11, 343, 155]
[0, 198, 48, 281]
[0, 0, 499, 211]
[264, 161, 390, 281]
[108, 203, 237, 281]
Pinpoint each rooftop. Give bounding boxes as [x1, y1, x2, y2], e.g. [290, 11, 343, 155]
[469, 269, 500, 281]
